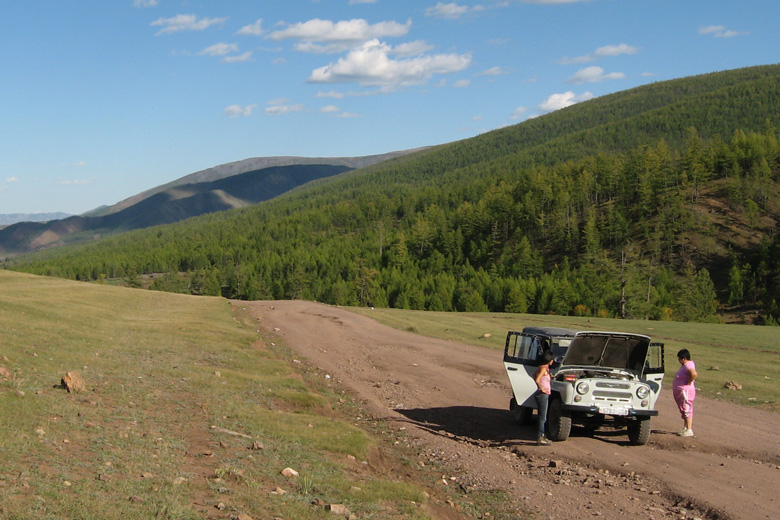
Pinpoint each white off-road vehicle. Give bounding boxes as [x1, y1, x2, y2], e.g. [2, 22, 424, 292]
[504, 327, 665, 445]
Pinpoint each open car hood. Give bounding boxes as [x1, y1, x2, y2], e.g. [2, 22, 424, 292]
[561, 332, 651, 374]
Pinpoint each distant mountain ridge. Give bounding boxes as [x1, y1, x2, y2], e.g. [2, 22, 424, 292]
[0, 149, 422, 255]
[0, 213, 71, 226]
[87, 151, 423, 218]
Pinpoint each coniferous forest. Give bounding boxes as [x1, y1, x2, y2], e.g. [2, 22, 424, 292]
[5, 64, 780, 324]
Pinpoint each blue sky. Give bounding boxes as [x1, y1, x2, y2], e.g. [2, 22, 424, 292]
[1, 0, 778, 215]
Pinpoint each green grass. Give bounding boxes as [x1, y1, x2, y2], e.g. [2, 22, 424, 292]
[347, 307, 780, 411]
[0, 271, 464, 519]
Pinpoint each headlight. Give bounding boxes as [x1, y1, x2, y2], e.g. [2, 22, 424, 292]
[636, 386, 649, 399]
[576, 381, 590, 395]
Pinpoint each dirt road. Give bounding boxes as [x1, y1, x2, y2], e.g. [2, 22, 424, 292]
[245, 300, 779, 520]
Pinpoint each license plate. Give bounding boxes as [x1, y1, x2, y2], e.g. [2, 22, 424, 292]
[599, 406, 629, 416]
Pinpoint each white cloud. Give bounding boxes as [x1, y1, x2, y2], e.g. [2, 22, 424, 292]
[539, 91, 593, 112]
[224, 51, 253, 63]
[269, 18, 412, 53]
[265, 100, 304, 116]
[565, 66, 624, 84]
[426, 3, 470, 19]
[477, 66, 506, 76]
[237, 19, 264, 36]
[307, 39, 471, 87]
[393, 40, 435, 58]
[224, 104, 257, 118]
[151, 14, 228, 36]
[699, 25, 745, 38]
[320, 105, 340, 113]
[72, 161, 87, 167]
[349, 0, 377, 3]
[200, 43, 239, 56]
[595, 43, 638, 57]
[454, 79, 471, 87]
[337, 111, 361, 118]
[559, 43, 638, 64]
[133, 0, 158, 7]
[6, 177, 19, 183]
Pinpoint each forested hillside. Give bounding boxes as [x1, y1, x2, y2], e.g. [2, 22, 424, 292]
[5, 64, 780, 324]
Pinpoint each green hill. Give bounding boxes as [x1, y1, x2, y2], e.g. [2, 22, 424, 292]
[5, 64, 780, 324]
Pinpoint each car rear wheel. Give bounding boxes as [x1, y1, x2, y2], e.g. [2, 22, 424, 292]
[547, 398, 571, 441]
[628, 416, 652, 445]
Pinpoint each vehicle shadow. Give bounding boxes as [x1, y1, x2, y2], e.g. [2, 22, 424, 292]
[394, 405, 540, 447]
[394, 406, 661, 448]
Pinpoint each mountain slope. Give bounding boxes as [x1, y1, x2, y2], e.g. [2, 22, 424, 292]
[6, 64, 780, 323]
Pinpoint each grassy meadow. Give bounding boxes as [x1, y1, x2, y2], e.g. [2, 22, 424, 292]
[347, 307, 780, 411]
[0, 271, 459, 520]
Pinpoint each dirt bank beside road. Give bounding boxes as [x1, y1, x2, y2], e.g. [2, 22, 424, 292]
[245, 300, 779, 520]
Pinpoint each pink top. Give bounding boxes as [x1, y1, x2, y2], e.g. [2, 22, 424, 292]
[673, 360, 696, 391]
[537, 365, 551, 394]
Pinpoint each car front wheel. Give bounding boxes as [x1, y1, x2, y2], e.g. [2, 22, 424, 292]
[627, 416, 652, 445]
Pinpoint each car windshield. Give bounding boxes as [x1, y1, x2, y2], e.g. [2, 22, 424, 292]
[563, 333, 650, 373]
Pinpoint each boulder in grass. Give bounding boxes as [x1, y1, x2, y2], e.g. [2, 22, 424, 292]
[61, 371, 86, 393]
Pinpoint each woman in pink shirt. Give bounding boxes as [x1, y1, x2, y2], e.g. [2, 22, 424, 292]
[673, 349, 698, 437]
[533, 350, 556, 446]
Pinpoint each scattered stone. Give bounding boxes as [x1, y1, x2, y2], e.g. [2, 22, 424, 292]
[481, 333, 492, 339]
[173, 477, 187, 485]
[326, 504, 350, 515]
[281, 467, 299, 478]
[249, 441, 264, 450]
[129, 496, 143, 504]
[724, 381, 742, 391]
[271, 487, 286, 495]
[61, 371, 86, 393]
[709, 365, 720, 371]
[141, 472, 154, 479]
[0, 366, 12, 381]
[236, 514, 254, 520]
[216, 502, 226, 510]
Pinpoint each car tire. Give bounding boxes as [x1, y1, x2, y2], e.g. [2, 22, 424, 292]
[509, 397, 534, 425]
[547, 398, 571, 441]
[628, 416, 652, 445]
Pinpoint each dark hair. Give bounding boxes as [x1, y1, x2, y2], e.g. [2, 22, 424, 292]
[539, 350, 555, 364]
[677, 349, 691, 361]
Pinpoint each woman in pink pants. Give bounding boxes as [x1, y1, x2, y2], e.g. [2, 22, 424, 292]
[673, 349, 698, 437]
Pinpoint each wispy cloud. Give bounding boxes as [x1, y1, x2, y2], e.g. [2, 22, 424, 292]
[307, 39, 471, 87]
[559, 43, 638, 65]
[265, 100, 304, 116]
[151, 14, 228, 36]
[223, 52, 253, 63]
[349, 0, 377, 4]
[539, 91, 593, 112]
[425, 2, 485, 20]
[6, 177, 19, 183]
[510, 106, 528, 120]
[236, 19, 264, 36]
[200, 43, 239, 56]
[565, 66, 624, 84]
[224, 104, 258, 118]
[699, 25, 746, 38]
[477, 66, 507, 77]
[133, 0, 158, 7]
